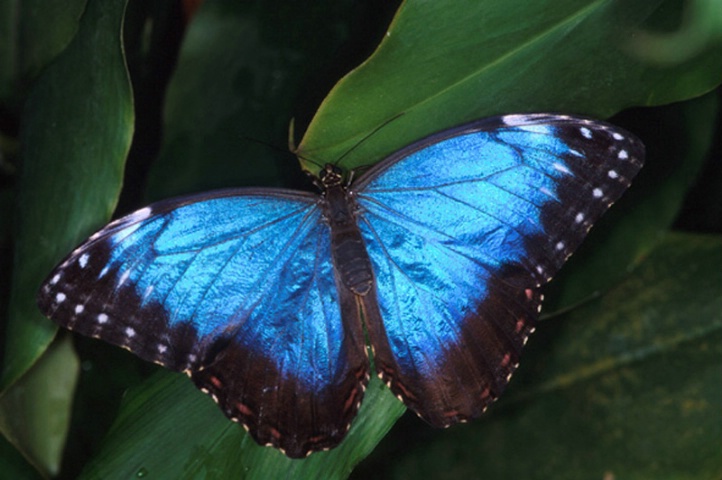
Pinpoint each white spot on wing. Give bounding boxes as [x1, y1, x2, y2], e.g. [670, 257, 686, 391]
[143, 285, 155, 300]
[74, 304, 85, 314]
[618, 149, 629, 160]
[502, 114, 534, 125]
[553, 163, 571, 174]
[517, 124, 550, 134]
[580, 127, 592, 139]
[608, 170, 619, 179]
[79, 253, 89, 269]
[575, 212, 585, 223]
[540, 187, 554, 198]
[55, 292, 66, 303]
[612, 132, 624, 140]
[593, 188, 603, 198]
[125, 327, 136, 338]
[127, 207, 152, 223]
[118, 269, 131, 286]
[97, 313, 109, 323]
[50, 273, 61, 285]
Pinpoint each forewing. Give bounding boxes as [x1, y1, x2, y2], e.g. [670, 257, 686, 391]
[38, 189, 369, 458]
[353, 114, 644, 426]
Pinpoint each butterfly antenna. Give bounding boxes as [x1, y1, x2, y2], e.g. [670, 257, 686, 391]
[287, 118, 326, 171]
[242, 134, 324, 172]
[332, 112, 405, 167]
[243, 136, 288, 156]
[247, 113, 405, 173]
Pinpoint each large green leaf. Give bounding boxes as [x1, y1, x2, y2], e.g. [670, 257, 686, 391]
[77, 372, 403, 480]
[0, 0, 133, 474]
[0, 0, 87, 105]
[1, 0, 132, 390]
[298, 0, 722, 173]
[0, 335, 79, 477]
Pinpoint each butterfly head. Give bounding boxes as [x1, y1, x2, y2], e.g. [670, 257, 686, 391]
[319, 164, 345, 189]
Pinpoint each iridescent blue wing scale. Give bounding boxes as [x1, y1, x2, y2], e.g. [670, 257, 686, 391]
[37, 190, 369, 458]
[352, 114, 644, 426]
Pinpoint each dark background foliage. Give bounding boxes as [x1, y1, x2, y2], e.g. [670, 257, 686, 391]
[0, 0, 720, 478]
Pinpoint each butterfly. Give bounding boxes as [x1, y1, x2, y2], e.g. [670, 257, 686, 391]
[38, 114, 644, 458]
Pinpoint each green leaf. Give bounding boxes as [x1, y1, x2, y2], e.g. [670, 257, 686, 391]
[358, 233, 722, 479]
[0, 0, 133, 473]
[0, 335, 79, 477]
[78, 372, 404, 480]
[629, 0, 722, 66]
[2, 0, 133, 389]
[0, 0, 87, 106]
[298, 0, 722, 174]
[0, 434, 41, 480]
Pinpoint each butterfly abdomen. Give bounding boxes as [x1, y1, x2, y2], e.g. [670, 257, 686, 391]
[323, 181, 374, 296]
[332, 229, 374, 296]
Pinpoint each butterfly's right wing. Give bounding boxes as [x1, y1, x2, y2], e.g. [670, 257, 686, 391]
[38, 189, 369, 458]
[353, 114, 644, 426]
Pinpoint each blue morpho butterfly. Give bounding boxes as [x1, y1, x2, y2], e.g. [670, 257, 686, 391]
[38, 114, 644, 458]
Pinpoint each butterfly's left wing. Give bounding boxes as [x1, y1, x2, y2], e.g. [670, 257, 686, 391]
[352, 114, 644, 426]
[38, 190, 369, 458]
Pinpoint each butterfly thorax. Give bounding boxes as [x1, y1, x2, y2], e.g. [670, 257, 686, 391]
[320, 164, 374, 296]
